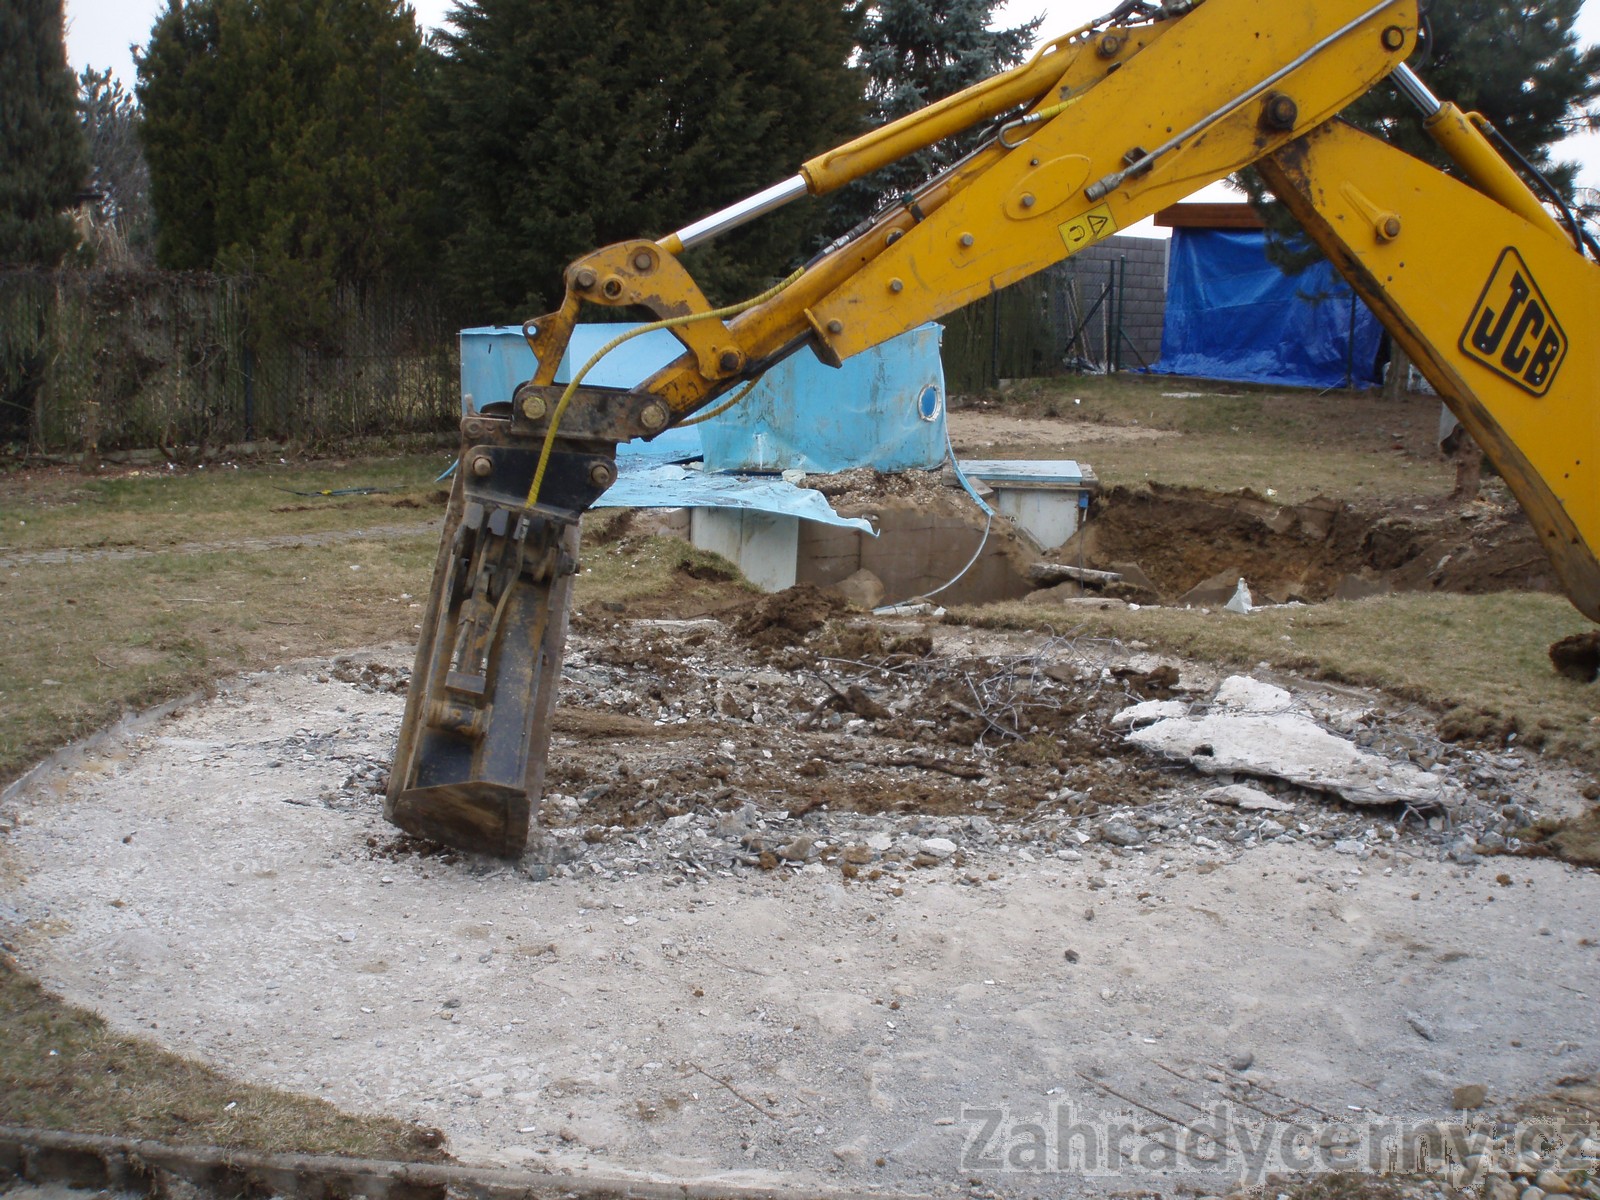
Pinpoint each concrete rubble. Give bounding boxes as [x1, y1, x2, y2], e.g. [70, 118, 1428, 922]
[1124, 675, 1457, 808]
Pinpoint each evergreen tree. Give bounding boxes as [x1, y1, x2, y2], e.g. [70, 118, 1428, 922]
[1248, 0, 1600, 270]
[78, 67, 154, 262]
[133, 0, 226, 271]
[0, 0, 90, 267]
[430, 0, 863, 320]
[136, 0, 439, 340]
[830, 0, 1041, 230]
[1346, 0, 1600, 191]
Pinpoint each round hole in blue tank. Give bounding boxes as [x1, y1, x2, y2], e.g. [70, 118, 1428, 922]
[917, 383, 942, 422]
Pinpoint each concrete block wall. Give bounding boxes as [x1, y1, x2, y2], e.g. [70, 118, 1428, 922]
[1049, 234, 1169, 370]
[795, 505, 1033, 607]
[941, 233, 1170, 387]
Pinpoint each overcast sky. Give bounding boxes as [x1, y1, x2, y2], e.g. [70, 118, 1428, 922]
[62, 0, 1600, 208]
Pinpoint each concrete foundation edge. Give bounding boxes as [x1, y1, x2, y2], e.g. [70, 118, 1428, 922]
[0, 1126, 926, 1200]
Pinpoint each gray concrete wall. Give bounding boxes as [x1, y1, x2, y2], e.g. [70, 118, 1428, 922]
[941, 233, 1170, 389]
[1048, 233, 1169, 371]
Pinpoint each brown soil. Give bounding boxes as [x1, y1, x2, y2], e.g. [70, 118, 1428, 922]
[804, 465, 956, 506]
[1437, 706, 1521, 747]
[1550, 631, 1600, 683]
[544, 612, 1170, 831]
[1065, 483, 1554, 604]
[729, 583, 852, 650]
[1516, 807, 1600, 867]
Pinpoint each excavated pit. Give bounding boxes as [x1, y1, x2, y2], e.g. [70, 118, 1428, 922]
[671, 467, 1558, 612]
[1055, 484, 1556, 606]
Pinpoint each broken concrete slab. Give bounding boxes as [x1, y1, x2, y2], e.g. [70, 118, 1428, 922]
[1128, 676, 1450, 808]
[1203, 783, 1296, 812]
[1212, 676, 1295, 713]
[1028, 563, 1122, 586]
[1111, 698, 1190, 730]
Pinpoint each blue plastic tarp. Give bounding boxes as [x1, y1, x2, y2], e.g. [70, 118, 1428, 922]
[697, 323, 947, 474]
[459, 325, 706, 464]
[458, 322, 947, 473]
[599, 463, 877, 534]
[458, 324, 690, 409]
[1150, 228, 1383, 389]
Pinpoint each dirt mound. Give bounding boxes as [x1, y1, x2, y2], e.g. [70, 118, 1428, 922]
[1438, 705, 1520, 748]
[803, 465, 952, 506]
[813, 621, 934, 664]
[1067, 484, 1554, 603]
[1550, 632, 1600, 683]
[1515, 806, 1600, 867]
[729, 583, 851, 650]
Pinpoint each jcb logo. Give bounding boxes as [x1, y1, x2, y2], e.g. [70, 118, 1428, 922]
[1460, 248, 1567, 396]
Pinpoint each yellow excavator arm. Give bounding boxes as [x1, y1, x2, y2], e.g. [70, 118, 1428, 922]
[387, 0, 1600, 856]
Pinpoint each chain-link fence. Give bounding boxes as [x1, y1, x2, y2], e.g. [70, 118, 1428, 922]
[0, 269, 461, 454]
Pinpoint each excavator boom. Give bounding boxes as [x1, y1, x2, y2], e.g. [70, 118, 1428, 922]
[388, 0, 1599, 856]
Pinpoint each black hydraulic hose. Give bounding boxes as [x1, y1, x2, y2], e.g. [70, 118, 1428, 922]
[1479, 120, 1600, 261]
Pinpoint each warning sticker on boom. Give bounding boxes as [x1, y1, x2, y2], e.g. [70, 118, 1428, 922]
[1459, 247, 1567, 396]
[1059, 205, 1118, 256]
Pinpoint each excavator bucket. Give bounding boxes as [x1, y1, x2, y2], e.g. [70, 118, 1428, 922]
[387, 406, 617, 857]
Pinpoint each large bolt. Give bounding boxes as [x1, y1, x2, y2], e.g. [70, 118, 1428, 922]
[640, 401, 669, 431]
[521, 394, 548, 421]
[719, 350, 741, 373]
[573, 267, 597, 290]
[633, 250, 654, 272]
[1020, 193, 1037, 209]
[1379, 215, 1403, 241]
[889, 278, 904, 293]
[589, 461, 616, 488]
[471, 455, 493, 478]
[1263, 93, 1298, 131]
[1097, 32, 1123, 58]
[826, 319, 844, 335]
[959, 233, 975, 247]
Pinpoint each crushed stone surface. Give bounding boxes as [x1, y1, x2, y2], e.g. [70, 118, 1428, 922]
[3, 615, 1599, 1196]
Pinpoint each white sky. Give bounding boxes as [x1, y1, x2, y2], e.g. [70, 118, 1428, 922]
[62, 0, 1600, 224]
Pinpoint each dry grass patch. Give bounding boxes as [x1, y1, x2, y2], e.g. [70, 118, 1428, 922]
[574, 517, 754, 616]
[953, 375, 1458, 503]
[0, 539, 436, 786]
[0, 454, 448, 553]
[0, 955, 445, 1159]
[953, 591, 1600, 765]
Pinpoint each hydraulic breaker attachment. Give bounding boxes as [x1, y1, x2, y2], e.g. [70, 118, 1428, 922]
[387, 406, 618, 857]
